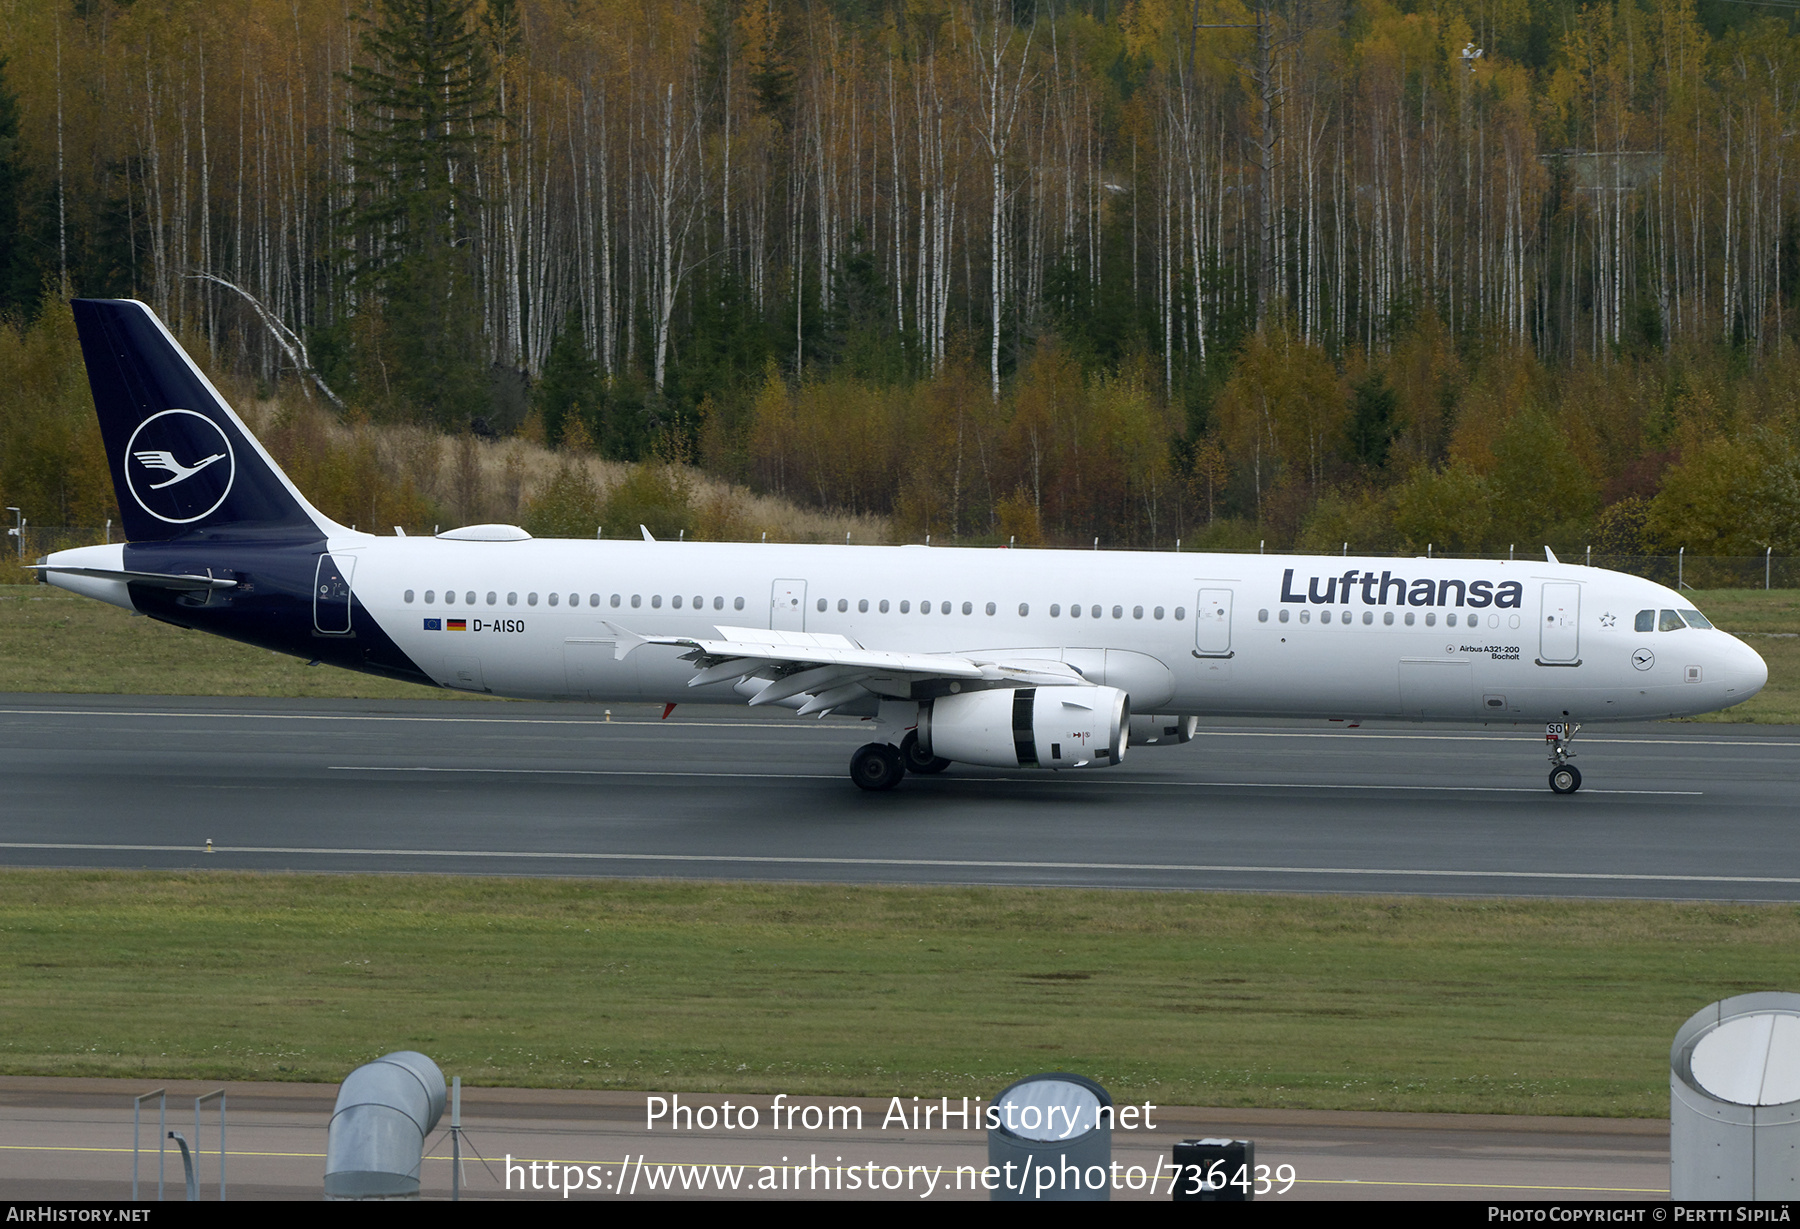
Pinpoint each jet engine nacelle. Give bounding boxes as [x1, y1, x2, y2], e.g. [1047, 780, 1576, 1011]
[924, 686, 1129, 769]
[1129, 714, 1198, 746]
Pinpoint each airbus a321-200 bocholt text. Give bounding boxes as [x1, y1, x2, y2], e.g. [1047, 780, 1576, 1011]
[36, 299, 1768, 793]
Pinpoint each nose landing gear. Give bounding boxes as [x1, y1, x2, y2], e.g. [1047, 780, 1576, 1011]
[1547, 721, 1582, 794]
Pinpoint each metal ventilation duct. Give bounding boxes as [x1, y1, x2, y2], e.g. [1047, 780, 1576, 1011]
[324, 1051, 447, 1200]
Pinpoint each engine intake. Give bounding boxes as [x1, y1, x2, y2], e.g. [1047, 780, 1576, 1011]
[924, 686, 1129, 769]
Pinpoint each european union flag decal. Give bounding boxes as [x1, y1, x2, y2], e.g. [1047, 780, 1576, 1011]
[424, 618, 442, 631]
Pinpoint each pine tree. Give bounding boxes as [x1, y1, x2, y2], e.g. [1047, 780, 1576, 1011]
[0, 58, 30, 315]
[342, 0, 494, 429]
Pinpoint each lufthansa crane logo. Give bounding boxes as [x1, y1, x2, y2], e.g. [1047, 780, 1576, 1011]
[123, 409, 236, 524]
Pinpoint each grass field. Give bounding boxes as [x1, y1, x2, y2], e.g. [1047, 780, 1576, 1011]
[2, 583, 1795, 718]
[0, 872, 1793, 1117]
[0, 585, 479, 700]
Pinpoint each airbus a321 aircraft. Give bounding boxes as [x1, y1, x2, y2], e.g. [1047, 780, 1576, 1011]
[36, 299, 1768, 793]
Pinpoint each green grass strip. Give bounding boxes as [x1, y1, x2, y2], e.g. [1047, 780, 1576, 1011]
[2, 871, 1795, 1117]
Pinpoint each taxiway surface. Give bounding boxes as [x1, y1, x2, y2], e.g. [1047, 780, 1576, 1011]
[2, 694, 1793, 900]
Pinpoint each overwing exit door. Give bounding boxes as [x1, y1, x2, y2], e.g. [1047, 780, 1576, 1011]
[771, 579, 808, 631]
[1194, 588, 1233, 657]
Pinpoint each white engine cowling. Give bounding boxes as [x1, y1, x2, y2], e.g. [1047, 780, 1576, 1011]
[1129, 714, 1198, 746]
[924, 686, 1129, 769]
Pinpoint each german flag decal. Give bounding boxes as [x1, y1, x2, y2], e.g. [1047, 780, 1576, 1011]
[447, 618, 467, 631]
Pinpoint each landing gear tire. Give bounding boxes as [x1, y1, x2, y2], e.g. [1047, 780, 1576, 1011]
[901, 731, 951, 774]
[1549, 764, 1582, 795]
[851, 743, 906, 792]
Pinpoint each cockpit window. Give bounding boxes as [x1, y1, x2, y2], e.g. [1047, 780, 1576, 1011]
[1659, 609, 1687, 632]
[1634, 610, 1654, 633]
[1679, 608, 1714, 630]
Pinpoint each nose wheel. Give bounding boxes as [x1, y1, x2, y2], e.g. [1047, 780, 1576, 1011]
[1546, 721, 1582, 794]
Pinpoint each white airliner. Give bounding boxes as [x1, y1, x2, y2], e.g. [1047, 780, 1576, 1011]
[37, 300, 1769, 793]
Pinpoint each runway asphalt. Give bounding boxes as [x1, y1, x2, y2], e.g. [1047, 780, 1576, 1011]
[2, 693, 1796, 900]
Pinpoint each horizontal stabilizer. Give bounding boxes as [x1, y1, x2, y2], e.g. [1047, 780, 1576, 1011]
[27, 564, 237, 591]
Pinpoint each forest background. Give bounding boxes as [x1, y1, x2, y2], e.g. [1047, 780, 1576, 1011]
[2, 0, 1800, 564]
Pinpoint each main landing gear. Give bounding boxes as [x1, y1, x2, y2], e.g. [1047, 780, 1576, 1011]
[851, 731, 952, 792]
[901, 730, 951, 775]
[1546, 721, 1582, 794]
[850, 742, 905, 792]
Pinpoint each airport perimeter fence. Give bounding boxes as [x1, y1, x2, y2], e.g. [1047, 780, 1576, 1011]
[2, 526, 1798, 590]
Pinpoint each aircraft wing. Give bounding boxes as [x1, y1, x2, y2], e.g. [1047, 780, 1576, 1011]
[602, 622, 1086, 715]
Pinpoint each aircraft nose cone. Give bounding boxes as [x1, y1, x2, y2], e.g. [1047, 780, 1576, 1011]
[1730, 635, 1768, 700]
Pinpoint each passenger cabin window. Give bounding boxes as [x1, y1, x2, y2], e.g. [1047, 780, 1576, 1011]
[424, 590, 435, 604]
[900, 601, 911, 613]
[1363, 611, 1374, 625]
[1321, 610, 1332, 625]
[1070, 604, 1081, 619]
[715, 597, 725, 610]
[1278, 609, 1289, 624]
[1112, 606, 1123, 619]
[986, 602, 996, 615]
[817, 598, 827, 612]
[859, 600, 869, 613]
[839, 599, 850, 613]
[879, 600, 890, 613]
[1017, 603, 1028, 616]
[1404, 612, 1414, 625]
[631, 595, 642, 608]
[1049, 604, 1060, 617]
[611, 594, 622, 607]
[1154, 607, 1165, 620]
[1257, 609, 1268, 623]
[404, 590, 415, 603]
[1635, 609, 1655, 632]
[1425, 612, 1436, 626]
[1659, 609, 1686, 632]
[1299, 610, 1311, 624]
[650, 595, 660, 608]
[734, 597, 745, 611]
[963, 601, 974, 615]
[529, 593, 539, 606]
[549, 593, 560, 606]
[1174, 607, 1186, 620]
[1090, 605, 1101, 619]
[1383, 612, 1394, 626]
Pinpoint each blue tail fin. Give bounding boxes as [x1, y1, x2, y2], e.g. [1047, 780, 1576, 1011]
[72, 298, 333, 542]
